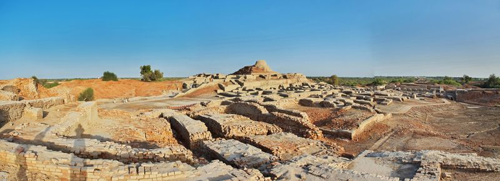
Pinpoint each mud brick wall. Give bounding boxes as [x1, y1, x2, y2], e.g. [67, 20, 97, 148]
[351, 113, 391, 140]
[226, 102, 323, 139]
[20, 102, 195, 164]
[168, 114, 212, 150]
[23, 97, 64, 109]
[0, 101, 25, 125]
[0, 97, 65, 125]
[202, 139, 276, 169]
[0, 140, 196, 181]
[14, 136, 194, 164]
[198, 114, 281, 139]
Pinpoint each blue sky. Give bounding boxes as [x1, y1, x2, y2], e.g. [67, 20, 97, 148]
[0, 0, 499, 79]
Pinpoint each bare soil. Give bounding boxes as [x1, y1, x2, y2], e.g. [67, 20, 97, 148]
[300, 106, 373, 130]
[180, 84, 220, 98]
[327, 101, 500, 158]
[40, 79, 183, 100]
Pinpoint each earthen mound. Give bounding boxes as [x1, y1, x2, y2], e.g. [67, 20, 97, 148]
[232, 60, 277, 75]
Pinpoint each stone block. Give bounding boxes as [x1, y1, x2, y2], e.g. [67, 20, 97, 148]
[203, 139, 276, 168]
[24, 107, 43, 119]
[198, 114, 281, 139]
[169, 113, 212, 150]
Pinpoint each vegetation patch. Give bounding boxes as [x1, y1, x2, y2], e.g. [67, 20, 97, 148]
[78, 88, 95, 101]
[140, 65, 164, 82]
[32, 76, 60, 89]
[102, 71, 118, 81]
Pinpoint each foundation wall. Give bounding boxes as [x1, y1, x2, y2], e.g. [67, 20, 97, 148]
[352, 113, 392, 140]
[0, 140, 195, 181]
[168, 114, 212, 150]
[226, 102, 323, 139]
[0, 101, 26, 125]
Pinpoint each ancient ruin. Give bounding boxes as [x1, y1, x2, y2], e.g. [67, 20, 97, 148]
[1, 60, 500, 181]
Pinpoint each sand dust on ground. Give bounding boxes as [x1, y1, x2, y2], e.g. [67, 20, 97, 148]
[39, 79, 183, 100]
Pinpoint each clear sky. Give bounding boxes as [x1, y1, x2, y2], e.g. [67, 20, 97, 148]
[0, 0, 499, 79]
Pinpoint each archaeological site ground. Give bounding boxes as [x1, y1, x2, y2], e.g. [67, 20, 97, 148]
[0, 60, 499, 181]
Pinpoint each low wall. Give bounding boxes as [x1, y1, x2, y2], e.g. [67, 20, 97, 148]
[168, 113, 212, 150]
[0, 101, 25, 126]
[319, 113, 392, 140]
[198, 114, 281, 139]
[22, 102, 195, 164]
[226, 101, 323, 139]
[23, 97, 65, 109]
[0, 97, 65, 126]
[0, 140, 196, 181]
[352, 113, 392, 140]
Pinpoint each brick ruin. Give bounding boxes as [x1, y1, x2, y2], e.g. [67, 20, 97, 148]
[1, 60, 500, 181]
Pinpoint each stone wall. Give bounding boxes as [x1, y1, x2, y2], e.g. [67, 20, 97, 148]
[351, 113, 392, 140]
[198, 114, 281, 139]
[0, 97, 65, 126]
[168, 113, 212, 150]
[226, 101, 323, 139]
[23, 97, 64, 109]
[243, 133, 333, 161]
[0, 140, 264, 181]
[0, 101, 25, 126]
[11, 102, 195, 164]
[202, 139, 276, 169]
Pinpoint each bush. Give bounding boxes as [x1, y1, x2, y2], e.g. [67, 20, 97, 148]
[431, 76, 461, 86]
[43, 82, 60, 88]
[330, 75, 339, 85]
[482, 74, 500, 88]
[78, 88, 94, 101]
[32, 76, 59, 89]
[461, 75, 472, 84]
[102, 71, 118, 81]
[140, 65, 164, 82]
[372, 78, 387, 86]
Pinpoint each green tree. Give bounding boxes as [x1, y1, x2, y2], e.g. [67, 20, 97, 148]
[441, 76, 461, 86]
[372, 78, 387, 86]
[140, 65, 164, 82]
[153, 69, 164, 80]
[330, 75, 339, 85]
[140, 65, 152, 76]
[483, 74, 500, 88]
[461, 75, 472, 84]
[78, 88, 94, 101]
[102, 71, 118, 81]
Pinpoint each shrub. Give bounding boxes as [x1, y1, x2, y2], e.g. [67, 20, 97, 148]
[372, 78, 387, 86]
[482, 74, 500, 88]
[330, 75, 339, 85]
[43, 82, 60, 88]
[442, 76, 461, 86]
[102, 71, 118, 81]
[461, 75, 472, 84]
[431, 76, 461, 86]
[32, 76, 59, 88]
[140, 65, 164, 82]
[78, 88, 94, 101]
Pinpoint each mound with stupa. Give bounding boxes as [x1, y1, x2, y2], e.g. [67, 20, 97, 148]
[232, 60, 278, 75]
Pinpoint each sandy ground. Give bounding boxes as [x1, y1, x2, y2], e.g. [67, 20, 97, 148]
[441, 168, 500, 181]
[98, 95, 219, 111]
[323, 100, 500, 158]
[0, 78, 184, 100]
[42, 79, 184, 100]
